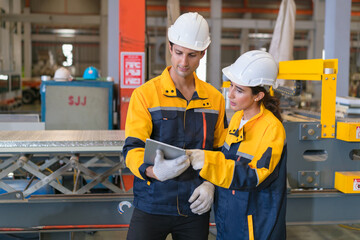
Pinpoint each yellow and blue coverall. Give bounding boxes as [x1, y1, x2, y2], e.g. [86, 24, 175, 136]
[123, 67, 228, 216]
[200, 104, 287, 239]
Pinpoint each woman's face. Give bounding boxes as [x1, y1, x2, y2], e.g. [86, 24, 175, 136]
[228, 81, 258, 112]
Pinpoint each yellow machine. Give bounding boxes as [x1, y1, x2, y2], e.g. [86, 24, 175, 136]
[335, 171, 360, 194]
[277, 58, 360, 224]
[278, 59, 338, 139]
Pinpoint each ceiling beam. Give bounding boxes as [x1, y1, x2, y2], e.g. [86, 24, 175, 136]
[4, 14, 360, 32]
[0, 13, 100, 25]
[31, 34, 100, 43]
[147, 17, 315, 30]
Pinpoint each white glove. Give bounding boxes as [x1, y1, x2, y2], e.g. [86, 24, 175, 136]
[153, 149, 190, 182]
[188, 181, 215, 215]
[186, 149, 205, 170]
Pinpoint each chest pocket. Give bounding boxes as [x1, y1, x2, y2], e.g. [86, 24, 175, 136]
[151, 110, 181, 144]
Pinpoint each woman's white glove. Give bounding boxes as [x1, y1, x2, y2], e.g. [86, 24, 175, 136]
[153, 149, 190, 181]
[188, 181, 215, 215]
[186, 149, 205, 170]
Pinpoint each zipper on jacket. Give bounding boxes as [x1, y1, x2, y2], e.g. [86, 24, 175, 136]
[183, 107, 187, 149]
[202, 112, 207, 149]
[179, 102, 187, 216]
[232, 156, 241, 195]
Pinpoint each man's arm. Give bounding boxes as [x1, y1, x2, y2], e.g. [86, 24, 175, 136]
[123, 89, 153, 180]
[124, 88, 190, 181]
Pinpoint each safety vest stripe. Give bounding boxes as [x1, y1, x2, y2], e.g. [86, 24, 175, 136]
[194, 109, 219, 114]
[236, 151, 254, 160]
[148, 106, 186, 112]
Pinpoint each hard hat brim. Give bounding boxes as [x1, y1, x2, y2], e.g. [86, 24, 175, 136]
[168, 35, 211, 52]
[222, 65, 278, 88]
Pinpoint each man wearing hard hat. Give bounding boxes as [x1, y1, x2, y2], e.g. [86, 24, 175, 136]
[124, 12, 227, 240]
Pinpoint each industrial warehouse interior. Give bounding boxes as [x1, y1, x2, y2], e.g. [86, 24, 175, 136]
[1, 0, 360, 239]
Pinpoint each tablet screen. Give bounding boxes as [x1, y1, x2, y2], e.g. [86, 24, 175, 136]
[143, 139, 186, 164]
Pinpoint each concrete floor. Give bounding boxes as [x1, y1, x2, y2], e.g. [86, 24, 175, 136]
[1, 225, 360, 240]
[287, 224, 360, 240]
[69, 224, 360, 239]
[50, 224, 360, 239]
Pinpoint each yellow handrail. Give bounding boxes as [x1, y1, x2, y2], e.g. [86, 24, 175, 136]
[278, 59, 338, 138]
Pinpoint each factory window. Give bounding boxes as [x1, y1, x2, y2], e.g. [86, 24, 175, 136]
[303, 150, 328, 162]
[62, 44, 73, 67]
[196, 51, 207, 82]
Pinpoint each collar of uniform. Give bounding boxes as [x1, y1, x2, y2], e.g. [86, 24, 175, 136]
[160, 66, 177, 97]
[193, 74, 208, 99]
[233, 103, 265, 127]
[227, 127, 244, 143]
[225, 104, 265, 144]
[160, 67, 211, 107]
[247, 103, 265, 124]
[226, 111, 243, 144]
[187, 74, 212, 109]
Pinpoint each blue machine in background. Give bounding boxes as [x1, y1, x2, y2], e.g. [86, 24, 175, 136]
[0, 179, 54, 196]
[40, 80, 114, 130]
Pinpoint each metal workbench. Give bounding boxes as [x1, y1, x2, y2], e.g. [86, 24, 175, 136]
[0, 130, 135, 235]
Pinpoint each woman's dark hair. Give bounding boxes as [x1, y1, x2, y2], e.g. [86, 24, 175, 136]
[251, 86, 283, 122]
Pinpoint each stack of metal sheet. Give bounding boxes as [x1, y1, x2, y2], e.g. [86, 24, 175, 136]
[0, 130, 125, 153]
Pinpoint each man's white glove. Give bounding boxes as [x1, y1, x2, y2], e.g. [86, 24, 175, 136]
[188, 181, 215, 215]
[153, 149, 190, 182]
[186, 149, 205, 170]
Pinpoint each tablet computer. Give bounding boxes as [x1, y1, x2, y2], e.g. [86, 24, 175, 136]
[143, 138, 186, 165]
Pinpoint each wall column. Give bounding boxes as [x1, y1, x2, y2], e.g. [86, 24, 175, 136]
[208, 0, 222, 90]
[24, 7, 31, 77]
[324, 0, 351, 96]
[118, 0, 145, 129]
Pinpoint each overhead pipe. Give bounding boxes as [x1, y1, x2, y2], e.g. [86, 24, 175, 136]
[146, 5, 313, 15]
[147, 0, 360, 17]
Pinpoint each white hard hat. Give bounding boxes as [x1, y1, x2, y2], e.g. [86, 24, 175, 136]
[54, 67, 72, 81]
[168, 12, 211, 51]
[222, 50, 278, 88]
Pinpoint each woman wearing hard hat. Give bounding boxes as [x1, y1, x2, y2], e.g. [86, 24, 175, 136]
[124, 12, 227, 240]
[187, 50, 287, 240]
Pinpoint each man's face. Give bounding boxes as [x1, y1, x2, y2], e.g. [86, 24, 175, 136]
[169, 43, 205, 79]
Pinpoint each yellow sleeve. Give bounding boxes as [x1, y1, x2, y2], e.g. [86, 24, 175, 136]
[199, 150, 235, 188]
[124, 88, 153, 180]
[249, 124, 286, 186]
[199, 123, 286, 189]
[213, 96, 228, 149]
